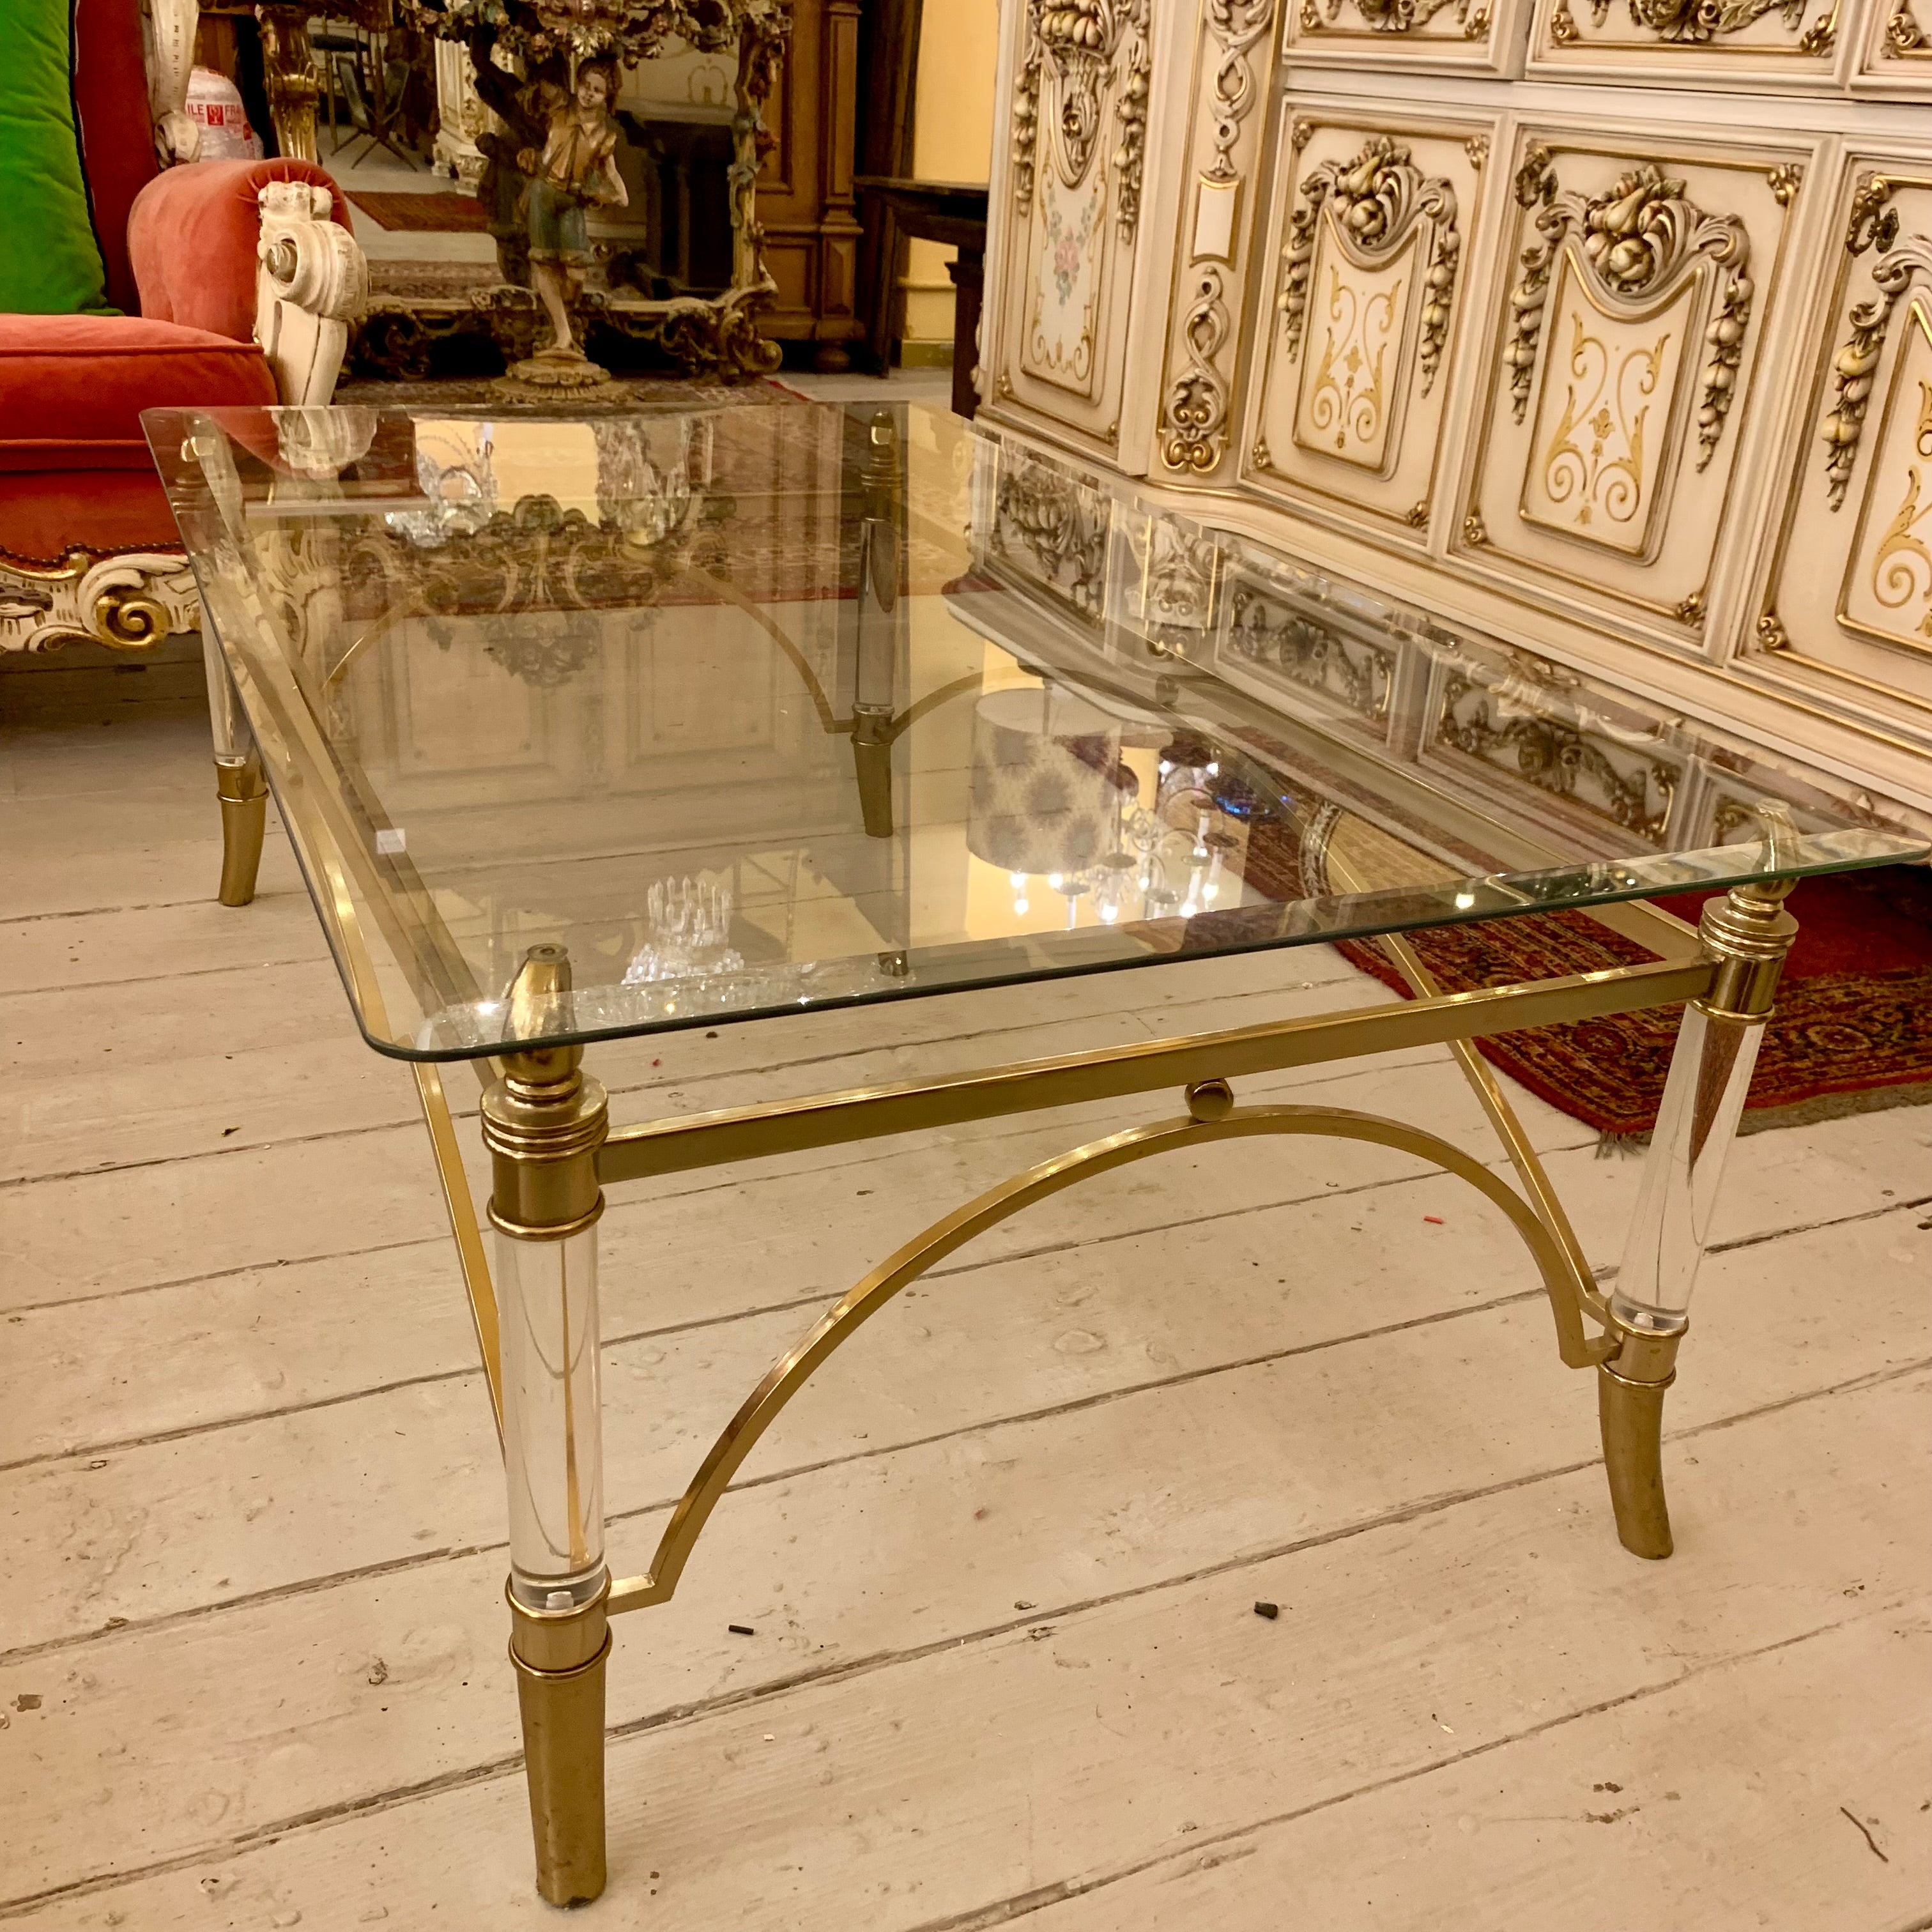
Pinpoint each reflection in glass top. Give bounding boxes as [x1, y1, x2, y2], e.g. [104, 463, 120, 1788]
[144, 399, 1929, 1061]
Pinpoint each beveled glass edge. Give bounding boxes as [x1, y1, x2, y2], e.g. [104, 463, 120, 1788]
[367, 827, 1926, 1063]
[139, 403, 1932, 1064]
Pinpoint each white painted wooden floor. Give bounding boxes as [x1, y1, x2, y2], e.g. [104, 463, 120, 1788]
[3, 639, 1928, 1931]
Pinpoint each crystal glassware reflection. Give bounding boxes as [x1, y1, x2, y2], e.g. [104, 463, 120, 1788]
[624, 876, 744, 985]
[386, 425, 498, 549]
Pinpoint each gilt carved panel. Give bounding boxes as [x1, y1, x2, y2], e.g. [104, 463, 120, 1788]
[1283, 0, 1531, 72]
[1242, 107, 1497, 550]
[1418, 648, 1687, 848]
[992, 0, 1155, 456]
[1851, 0, 1932, 93]
[1526, 0, 1848, 89]
[1149, 0, 1280, 485]
[1453, 130, 1808, 649]
[1749, 158, 1932, 744]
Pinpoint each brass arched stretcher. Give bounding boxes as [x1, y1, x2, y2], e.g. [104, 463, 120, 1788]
[605, 1087, 1604, 1614]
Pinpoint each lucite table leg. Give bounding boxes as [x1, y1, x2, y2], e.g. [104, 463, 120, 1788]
[201, 644, 268, 907]
[1601, 878, 1798, 1558]
[482, 947, 613, 1906]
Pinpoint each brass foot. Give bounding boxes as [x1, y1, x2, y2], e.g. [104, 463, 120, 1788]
[509, 1578, 611, 1907]
[1597, 1325, 1683, 1560]
[215, 755, 268, 907]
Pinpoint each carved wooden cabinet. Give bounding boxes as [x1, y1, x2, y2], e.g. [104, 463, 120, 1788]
[757, 0, 865, 367]
[980, 0, 1932, 813]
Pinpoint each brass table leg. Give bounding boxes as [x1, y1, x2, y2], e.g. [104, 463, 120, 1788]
[1602, 873, 1798, 1558]
[1597, 1322, 1682, 1560]
[215, 754, 269, 907]
[510, 1580, 612, 1905]
[482, 946, 613, 1906]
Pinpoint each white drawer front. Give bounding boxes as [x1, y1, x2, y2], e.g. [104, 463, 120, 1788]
[1241, 104, 1502, 550]
[1524, 0, 1852, 89]
[1852, 0, 1932, 91]
[1284, 0, 1533, 75]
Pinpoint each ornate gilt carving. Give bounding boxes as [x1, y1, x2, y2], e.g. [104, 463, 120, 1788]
[1278, 135, 1461, 398]
[1158, 0, 1276, 473]
[1466, 135, 1490, 171]
[1674, 588, 1706, 625]
[1406, 500, 1432, 526]
[993, 457, 1110, 617]
[1820, 178, 1932, 510]
[1551, 0, 1828, 38]
[1009, 0, 1150, 242]
[1883, 0, 1929, 51]
[1756, 607, 1790, 648]
[1227, 584, 1395, 718]
[1012, 10, 1043, 207]
[1505, 153, 1752, 473]
[1795, 2, 1836, 50]
[1867, 458, 1932, 643]
[1464, 509, 1490, 545]
[1438, 670, 1676, 839]
[1114, 10, 1151, 241]
[0, 546, 199, 654]
[1163, 268, 1236, 472]
[1301, 0, 1479, 31]
[1768, 164, 1804, 209]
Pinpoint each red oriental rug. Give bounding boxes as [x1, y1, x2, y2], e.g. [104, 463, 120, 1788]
[1336, 864, 1932, 1138]
[346, 190, 491, 234]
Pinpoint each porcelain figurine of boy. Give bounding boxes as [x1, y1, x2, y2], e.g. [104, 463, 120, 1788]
[507, 59, 628, 385]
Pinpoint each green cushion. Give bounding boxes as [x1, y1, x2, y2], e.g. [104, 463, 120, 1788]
[0, 0, 115, 314]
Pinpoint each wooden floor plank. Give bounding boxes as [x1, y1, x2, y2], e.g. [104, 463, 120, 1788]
[8, 1370, 1920, 1926]
[0, 932, 1378, 1181]
[2, 1049, 1570, 1455]
[1024, 1609, 1932, 1932]
[0, 1204, 1924, 1902]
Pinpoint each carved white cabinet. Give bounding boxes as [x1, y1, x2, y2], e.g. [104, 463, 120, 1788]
[985, 0, 1170, 464]
[1746, 150, 1932, 739]
[1146, 1, 1283, 486]
[1450, 125, 1816, 651]
[979, 0, 1932, 814]
[1241, 101, 1502, 550]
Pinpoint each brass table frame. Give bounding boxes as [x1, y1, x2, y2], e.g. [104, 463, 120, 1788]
[248, 763, 1791, 1903]
[188, 412, 1807, 1906]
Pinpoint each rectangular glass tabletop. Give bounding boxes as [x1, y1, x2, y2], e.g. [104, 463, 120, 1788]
[144, 398, 1929, 1061]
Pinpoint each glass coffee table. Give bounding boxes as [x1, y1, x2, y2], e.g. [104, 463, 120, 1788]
[146, 397, 1926, 1906]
